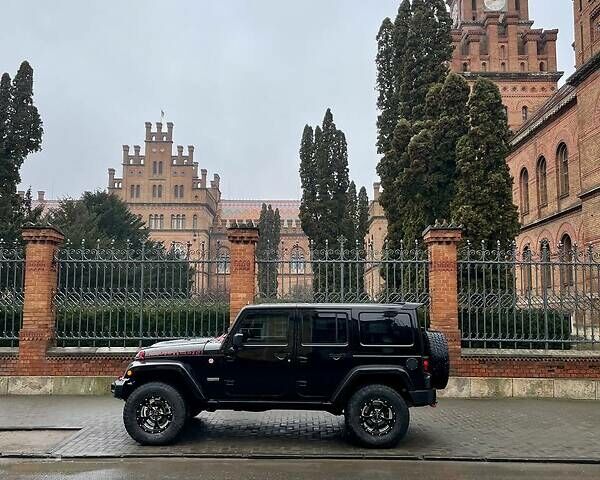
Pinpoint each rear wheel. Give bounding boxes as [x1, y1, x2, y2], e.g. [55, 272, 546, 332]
[123, 381, 187, 445]
[344, 384, 409, 448]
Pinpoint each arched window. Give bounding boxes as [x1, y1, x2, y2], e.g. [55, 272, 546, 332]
[171, 214, 176, 229]
[520, 168, 530, 214]
[149, 214, 155, 230]
[152, 161, 157, 175]
[500, 45, 506, 59]
[130, 185, 135, 199]
[540, 239, 552, 290]
[181, 214, 186, 229]
[516, 0, 521, 12]
[179, 185, 184, 198]
[462, 62, 469, 72]
[290, 246, 306, 274]
[522, 106, 528, 122]
[501, 62, 507, 72]
[135, 185, 140, 198]
[174, 185, 179, 198]
[557, 143, 569, 196]
[536, 156, 548, 207]
[192, 215, 198, 230]
[217, 248, 230, 274]
[158, 161, 163, 175]
[159, 214, 164, 229]
[158, 185, 162, 198]
[481, 62, 487, 71]
[560, 234, 574, 287]
[152, 185, 157, 198]
[522, 246, 532, 292]
[520, 62, 526, 72]
[539, 61, 546, 72]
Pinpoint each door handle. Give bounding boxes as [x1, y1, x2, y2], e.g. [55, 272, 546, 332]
[329, 353, 344, 361]
[274, 353, 290, 361]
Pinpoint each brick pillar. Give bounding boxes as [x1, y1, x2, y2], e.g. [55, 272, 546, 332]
[18, 226, 64, 375]
[423, 222, 462, 372]
[227, 225, 259, 324]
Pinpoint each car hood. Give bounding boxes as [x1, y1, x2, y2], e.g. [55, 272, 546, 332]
[137, 337, 222, 359]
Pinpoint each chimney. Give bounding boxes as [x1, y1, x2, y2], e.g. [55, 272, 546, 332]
[122, 145, 130, 163]
[373, 182, 381, 202]
[177, 145, 184, 159]
[188, 145, 194, 162]
[133, 145, 141, 159]
[37, 191, 45, 202]
[156, 122, 162, 133]
[108, 168, 115, 187]
[145, 122, 152, 140]
[201, 169, 207, 188]
[166, 122, 174, 141]
[213, 173, 220, 190]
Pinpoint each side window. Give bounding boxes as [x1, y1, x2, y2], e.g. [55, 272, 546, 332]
[237, 311, 289, 346]
[359, 312, 414, 347]
[301, 311, 348, 345]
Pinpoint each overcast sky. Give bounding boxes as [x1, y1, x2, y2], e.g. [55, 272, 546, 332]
[5, 0, 574, 201]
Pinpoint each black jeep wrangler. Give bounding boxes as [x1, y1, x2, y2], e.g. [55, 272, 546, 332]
[112, 303, 449, 448]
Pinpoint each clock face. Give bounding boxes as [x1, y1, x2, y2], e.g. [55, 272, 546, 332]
[484, 0, 507, 11]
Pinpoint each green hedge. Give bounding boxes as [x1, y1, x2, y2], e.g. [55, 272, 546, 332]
[460, 307, 572, 350]
[56, 303, 230, 347]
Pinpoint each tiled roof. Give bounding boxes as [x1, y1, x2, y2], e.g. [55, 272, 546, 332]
[219, 199, 301, 221]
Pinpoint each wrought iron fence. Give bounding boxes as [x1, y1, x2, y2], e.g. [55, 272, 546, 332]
[255, 237, 429, 323]
[55, 241, 230, 347]
[0, 241, 24, 347]
[459, 242, 600, 350]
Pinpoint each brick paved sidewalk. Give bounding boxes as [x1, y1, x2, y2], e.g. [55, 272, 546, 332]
[0, 396, 599, 461]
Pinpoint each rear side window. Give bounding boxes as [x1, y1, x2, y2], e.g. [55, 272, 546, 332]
[359, 312, 414, 347]
[301, 311, 348, 345]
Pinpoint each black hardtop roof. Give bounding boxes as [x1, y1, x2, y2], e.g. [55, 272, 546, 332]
[243, 303, 422, 311]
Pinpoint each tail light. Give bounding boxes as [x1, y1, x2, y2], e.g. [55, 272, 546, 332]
[135, 349, 145, 360]
[423, 359, 430, 372]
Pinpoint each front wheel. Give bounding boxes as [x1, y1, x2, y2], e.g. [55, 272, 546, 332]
[123, 381, 187, 445]
[345, 384, 409, 448]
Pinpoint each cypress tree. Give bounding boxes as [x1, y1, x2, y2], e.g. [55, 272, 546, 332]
[257, 203, 281, 297]
[356, 187, 369, 247]
[299, 125, 317, 240]
[451, 78, 520, 246]
[343, 181, 358, 246]
[0, 62, 43, 244]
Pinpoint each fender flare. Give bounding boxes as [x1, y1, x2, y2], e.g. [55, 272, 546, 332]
[330, 365, 413, 405]
[128, 360, 206, 400]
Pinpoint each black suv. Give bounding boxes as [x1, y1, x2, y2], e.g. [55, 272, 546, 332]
[112, 303, 449, 448]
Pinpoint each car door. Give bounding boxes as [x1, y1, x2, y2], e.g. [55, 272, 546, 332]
[295, 308, 351, 399]
[224, 308, 295, 399]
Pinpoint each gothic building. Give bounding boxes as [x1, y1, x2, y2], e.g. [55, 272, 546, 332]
[448, 0, 561, 130]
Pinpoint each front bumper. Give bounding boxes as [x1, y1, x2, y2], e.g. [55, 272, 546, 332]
[409, 388, 436, 406]
[111, 377, 134, 400]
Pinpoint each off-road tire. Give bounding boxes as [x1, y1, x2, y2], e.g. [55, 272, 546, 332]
[423, 331, 450, 389]
[123, 381, 187, 445]
[344, 384, 409, 448]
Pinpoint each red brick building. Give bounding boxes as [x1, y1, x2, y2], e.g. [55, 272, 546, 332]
[508, 0, 600, 253]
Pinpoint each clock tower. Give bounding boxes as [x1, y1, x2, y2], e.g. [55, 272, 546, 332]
[447, 0, 561, 130]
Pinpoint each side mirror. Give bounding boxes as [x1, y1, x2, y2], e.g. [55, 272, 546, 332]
[232, 332, 244, 348]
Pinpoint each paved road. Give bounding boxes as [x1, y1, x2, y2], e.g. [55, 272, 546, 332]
[2, 458, 600, 480]
[0, 396, 599, 462]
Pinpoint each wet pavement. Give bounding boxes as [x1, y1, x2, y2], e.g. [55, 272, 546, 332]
[0, 396, 599, 462]
[2, 458, 600, 480]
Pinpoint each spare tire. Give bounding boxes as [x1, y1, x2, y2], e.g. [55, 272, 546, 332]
[423, 331, 450, 389]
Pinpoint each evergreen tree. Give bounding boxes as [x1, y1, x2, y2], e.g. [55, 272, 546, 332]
[0, 62, 43, 244]
[356, 186, 369, 247]
[376, 0, 454, 249]
[47, 191, 148, 248]
[343, 181, 358, 246]
[451, 78, 520, 246]
[298, 125, 317, 240]
[397, 0, 452, 121]
[256, 203, 281, 297]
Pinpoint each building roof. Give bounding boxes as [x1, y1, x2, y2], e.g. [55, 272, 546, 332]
[219, 199, 301, 221]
